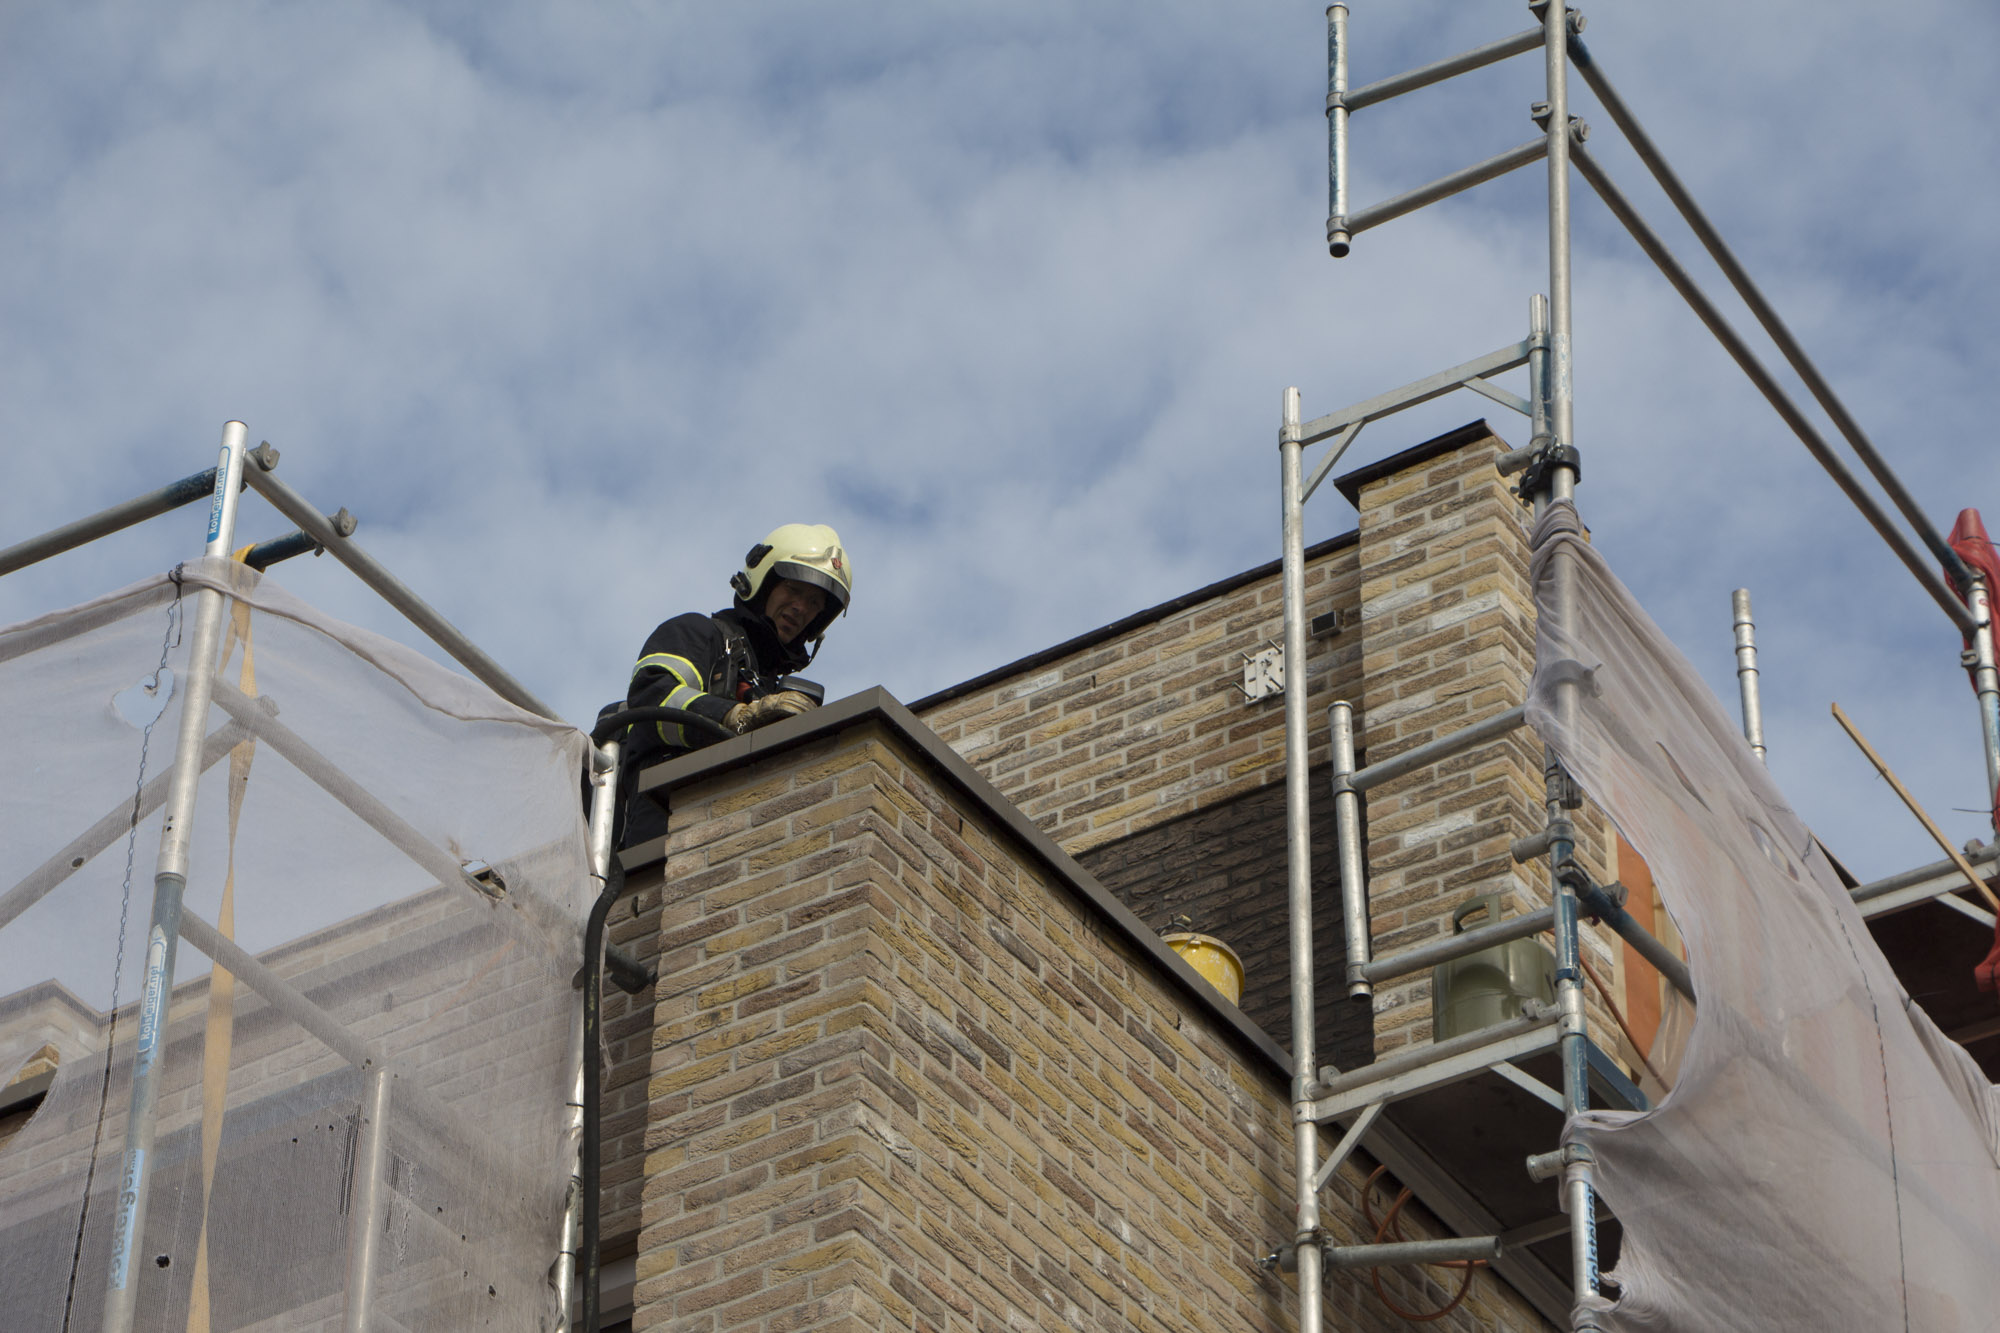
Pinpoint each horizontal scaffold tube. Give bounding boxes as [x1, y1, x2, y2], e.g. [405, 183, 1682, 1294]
[1350, 707, 1527, 793]
[1325, 1235, 1502, 1270]
[0, 467, 218, 577]
[1342, 27, 1544, 113]
[1316, 1011, 1554, 1106]
[1852, 845, 2000, 909]
[1357, 903, 1556, 984]
[1347, 137, 1549, 239]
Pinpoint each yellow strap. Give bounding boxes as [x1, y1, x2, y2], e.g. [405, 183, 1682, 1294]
[185, 549, 258, 1332]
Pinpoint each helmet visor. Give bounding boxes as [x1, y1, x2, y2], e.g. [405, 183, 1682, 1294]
[769, 557, 849, 610]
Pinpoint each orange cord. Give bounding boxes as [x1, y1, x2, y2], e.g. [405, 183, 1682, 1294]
[1358, 1165, 1483, 1322]
[1538, 925, 1674, 1092]
[1576, 948, 1671, 1092]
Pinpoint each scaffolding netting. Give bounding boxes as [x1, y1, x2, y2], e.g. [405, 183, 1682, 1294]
[0, 557, 591, 1331]
[1526, 501, 2000, 1330]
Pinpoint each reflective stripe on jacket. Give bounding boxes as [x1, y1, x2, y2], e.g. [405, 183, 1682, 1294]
[624, 607, 808, 767]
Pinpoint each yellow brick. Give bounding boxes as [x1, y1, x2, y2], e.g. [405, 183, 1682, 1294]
[697, 967, 777, 1008]
[708, 771, 796, 817]
[648, 1050, 730, 1096]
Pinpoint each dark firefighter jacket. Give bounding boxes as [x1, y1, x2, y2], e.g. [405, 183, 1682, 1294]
[622, 606, 811, 771]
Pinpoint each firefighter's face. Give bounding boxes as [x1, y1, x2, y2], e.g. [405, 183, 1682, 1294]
[764, 578, 827, 644]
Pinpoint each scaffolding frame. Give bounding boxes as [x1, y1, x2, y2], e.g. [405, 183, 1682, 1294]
[1278, 6, 2000, 1330]
[0, 428, 609, 1332]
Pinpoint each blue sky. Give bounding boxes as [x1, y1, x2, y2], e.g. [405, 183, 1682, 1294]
[3, 0, 1997, 884]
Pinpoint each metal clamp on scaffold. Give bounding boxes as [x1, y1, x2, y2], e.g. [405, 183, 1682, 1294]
[1495, 431, 1552, 478]
[1530, 105, 1589, 141]
[1512, 440, 1582, 502]
[1525, 0, 1587, 32]
[1552, 857, 1697, 1002]
[1525, 1141, 1595, 1184]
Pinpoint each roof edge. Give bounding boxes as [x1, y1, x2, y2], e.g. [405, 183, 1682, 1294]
[1332, 418, 1505, 508]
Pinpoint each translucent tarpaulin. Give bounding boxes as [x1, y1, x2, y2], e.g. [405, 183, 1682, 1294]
[0, 558, 591, 1331]
[1526, 502, 2000, 1330]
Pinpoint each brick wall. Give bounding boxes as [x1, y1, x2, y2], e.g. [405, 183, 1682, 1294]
[907, 527, 1370, 1078]
[629, 710, 1556, 1332]
[914, 536, 1362, 858]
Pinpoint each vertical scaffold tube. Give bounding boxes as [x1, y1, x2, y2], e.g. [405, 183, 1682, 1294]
[1529, 294, 1551, 448]
[553, 1054, 585, 1325]
[1541, 2, 1574, 465]
[1550, 804, 1600, 1319]
[1538, 3, 1599, 1318]
[1280, 387, 1324, 1330]
[1732, 590, 1767, 761]
[1968, 578, 2000, 828]
[343, 1068, 392, 1333]
[1326, 5, 1351, 257]
[103, 422, 252, 1333]
[1329, 704, 1371, 1000]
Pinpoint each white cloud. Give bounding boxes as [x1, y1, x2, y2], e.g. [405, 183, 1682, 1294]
[1, 0, 1996, 888]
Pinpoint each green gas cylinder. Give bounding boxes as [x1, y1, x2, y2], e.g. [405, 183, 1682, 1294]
[1431, 893, 1556, 1041]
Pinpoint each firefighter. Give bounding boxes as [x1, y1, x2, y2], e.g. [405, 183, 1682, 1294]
[615, 524, 852, 842]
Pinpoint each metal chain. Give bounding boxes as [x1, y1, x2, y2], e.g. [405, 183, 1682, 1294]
[62, 568, 185, 1331]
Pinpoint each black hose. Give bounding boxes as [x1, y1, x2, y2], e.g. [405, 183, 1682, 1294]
[590, 704, 735, 748]
[579, 705, 733, 1331]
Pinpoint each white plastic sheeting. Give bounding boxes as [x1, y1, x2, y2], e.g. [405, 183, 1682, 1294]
[1526, 503, 2000, 1330]
[0, 558, 591, 1331]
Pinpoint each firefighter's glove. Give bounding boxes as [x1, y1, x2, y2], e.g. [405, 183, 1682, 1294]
[723, 690, 818, 735]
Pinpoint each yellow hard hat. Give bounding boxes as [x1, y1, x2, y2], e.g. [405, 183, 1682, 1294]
[731, 523, 852, 641]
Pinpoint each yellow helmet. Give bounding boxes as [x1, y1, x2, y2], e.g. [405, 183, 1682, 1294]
[731, 523, 853, 641]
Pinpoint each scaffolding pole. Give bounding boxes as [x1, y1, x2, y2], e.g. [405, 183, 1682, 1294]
[1532, 3, 1603, 1316]
[101, 422, 252, 1333]
[1302, 6, 1608, 1324]
[0, 466, 220, 577]
[344, 1068, 393, 1333]
[1325, 5, 1349, 258]
[1732, 590, 1767, 761]
[1278, 385, 1325, 1331]
[1329, 702, 1370, 1002]
[1967, 577, 2000, 827]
